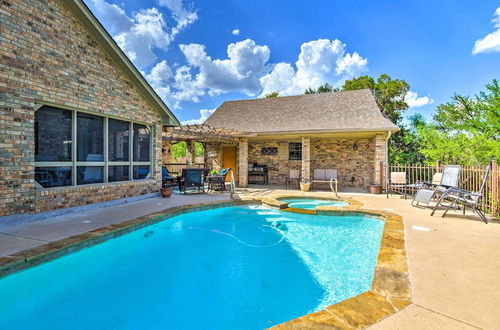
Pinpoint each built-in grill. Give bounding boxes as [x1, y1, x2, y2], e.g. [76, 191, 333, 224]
[248, 163, 268, 184]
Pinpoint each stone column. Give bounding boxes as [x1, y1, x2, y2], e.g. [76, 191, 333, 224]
[186, 140, 195, 167]
[373, 134, 387, 186]
[301, 136, 311, 181]
[238, 139, 248, 187]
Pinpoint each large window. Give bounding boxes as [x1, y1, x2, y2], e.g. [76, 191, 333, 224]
[34, 106, 152, 188]
[289, 142, 302, 160]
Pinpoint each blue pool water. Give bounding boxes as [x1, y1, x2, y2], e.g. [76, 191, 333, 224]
[281, 198, 349, 210]
[0, 205, 384, 330]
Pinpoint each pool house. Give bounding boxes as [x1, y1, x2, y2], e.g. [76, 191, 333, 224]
[201, 90, 399, 190]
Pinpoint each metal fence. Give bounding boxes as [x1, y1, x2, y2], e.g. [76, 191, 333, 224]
[387, 161, 499, 218]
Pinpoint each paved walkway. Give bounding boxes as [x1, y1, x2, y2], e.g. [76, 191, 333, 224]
[1, 188, 499, 329]
[0, 193, 231, 257]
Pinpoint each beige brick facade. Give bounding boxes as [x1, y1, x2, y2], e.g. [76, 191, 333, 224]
[0, 0, 167, 217]
[243, 135, 387, 190]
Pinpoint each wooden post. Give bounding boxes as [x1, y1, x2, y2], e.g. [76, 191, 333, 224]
[492, 159, 498, 216]
[186, 140, 195, 167]
[435, 160, 441, 172]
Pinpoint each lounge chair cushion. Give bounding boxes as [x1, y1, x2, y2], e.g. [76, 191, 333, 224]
[313, 169, 326, 180]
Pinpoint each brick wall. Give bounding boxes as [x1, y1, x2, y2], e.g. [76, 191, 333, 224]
[248, 140, 302, 184]
[0, 0, 164, 217]
[247, 136, 385, 190]
[311, 138, 377, 190]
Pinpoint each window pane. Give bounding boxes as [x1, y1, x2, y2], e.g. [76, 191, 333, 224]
[77, 166, 103, 185]
[133, 124, 150, 162]
[133, 165, 150, 180]
[35, 167, 72, 188]
[289, 142, 302, 160]
[77, 113, 103, 162]
[109, 165, 130, 182]
[109, 119, 129, 161]
[35, 107, 72, 162]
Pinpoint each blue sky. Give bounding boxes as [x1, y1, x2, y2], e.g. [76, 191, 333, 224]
[84, 0, 500, 124]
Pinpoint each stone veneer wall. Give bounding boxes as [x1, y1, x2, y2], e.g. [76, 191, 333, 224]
[0, 0, 164, 217]
[247, 136, 385, 190]
[248, 141, 302, 184]
[311, 138, 376, 190]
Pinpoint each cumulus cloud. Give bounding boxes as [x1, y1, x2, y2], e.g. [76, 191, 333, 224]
[260, 39, 368, 96]
[142, 38, 367, 109]
[232, 29, 240, 35]
[405, 91, 433, 108]
[181, 108, 216, 124]
[473, 7, 500, 54]
[86, 0, 197, 68]
[87, 0, 133, 34]
[178, 39, 270, 96]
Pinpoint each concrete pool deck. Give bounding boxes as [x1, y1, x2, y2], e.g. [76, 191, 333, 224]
[0, 189, 499, 329]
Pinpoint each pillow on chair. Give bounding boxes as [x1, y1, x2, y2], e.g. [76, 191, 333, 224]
[220, 168, 228, 175]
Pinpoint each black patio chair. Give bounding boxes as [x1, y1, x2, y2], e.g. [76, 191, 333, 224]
[431, 164, 491, 223]
[208, 168, 231, 192]
[178, 168, 208, 194]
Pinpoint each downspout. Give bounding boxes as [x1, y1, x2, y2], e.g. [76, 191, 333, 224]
[385, 131, 392, 193]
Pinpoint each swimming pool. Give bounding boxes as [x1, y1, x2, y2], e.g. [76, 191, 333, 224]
[0, 205, 384, 330]
[280, 197, 350, 210]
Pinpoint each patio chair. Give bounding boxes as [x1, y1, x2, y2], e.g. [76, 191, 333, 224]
[431, 165, 491, 223]
[178, 168, 207, 194]
[208, 168, 231, 192]
[162, 167, 176, 185]
[312, 169, 338, 195]
[386, 172, 407, 199]
[286, 169, 300, 190]
[411, 165, 461, 208]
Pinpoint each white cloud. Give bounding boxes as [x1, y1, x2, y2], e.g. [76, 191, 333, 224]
[178, 39, 270, 97]
[87, 0, 133, 34]
[86, 0, 197, 68]
[181, 108, 216, 125]
[405, 91, 433, 108]
[232, 29, 240, 36]
[473, 7, 500, 54]
[142, 38, 367, 110]
[260, 39, 368, 96]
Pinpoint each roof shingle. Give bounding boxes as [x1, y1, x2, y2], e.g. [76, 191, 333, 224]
[204, 89, 399, 134]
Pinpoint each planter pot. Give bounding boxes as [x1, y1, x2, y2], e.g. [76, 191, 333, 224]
[370, 185, 382, 194]
[160, 187, 173, 198]
[300, 182, 311, 192]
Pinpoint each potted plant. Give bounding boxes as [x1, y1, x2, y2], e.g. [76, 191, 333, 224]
[210, 169, 218, 175]
[160, 182, 173, 197]
[370, 184, 382, 194]
[300, 180, 311, 192]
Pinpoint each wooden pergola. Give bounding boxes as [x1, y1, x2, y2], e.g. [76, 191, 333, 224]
[162, 124, 253, 143]
[162, 124, 254, 169]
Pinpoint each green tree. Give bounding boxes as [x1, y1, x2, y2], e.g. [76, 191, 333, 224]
[171, 142, 204, 160]
[342, 74, 410, 123]
[416, 80, 500, 164]
[304, 83, 338, 94]
[264, 91, 279, 98]
[389, 114, 427, 164]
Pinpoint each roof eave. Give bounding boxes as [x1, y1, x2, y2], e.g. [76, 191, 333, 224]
[250, 127, 400, 135]
[61, 0, 180, 126]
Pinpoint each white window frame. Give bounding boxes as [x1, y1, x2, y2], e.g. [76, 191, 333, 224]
[34, 104, 154, 188]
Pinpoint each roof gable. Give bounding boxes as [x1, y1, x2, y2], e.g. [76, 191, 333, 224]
[204, 89, 399, 134]
[61, 0, 179, 126]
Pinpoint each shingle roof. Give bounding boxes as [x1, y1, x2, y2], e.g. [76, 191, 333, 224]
[204, 89, 399, 134]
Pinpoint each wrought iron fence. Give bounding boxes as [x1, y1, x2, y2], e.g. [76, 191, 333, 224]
[386, 161, 499, 218]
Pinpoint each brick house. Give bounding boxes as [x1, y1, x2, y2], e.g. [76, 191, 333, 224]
[0, 0, 179, 219]
[203, 90, 399, 190]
